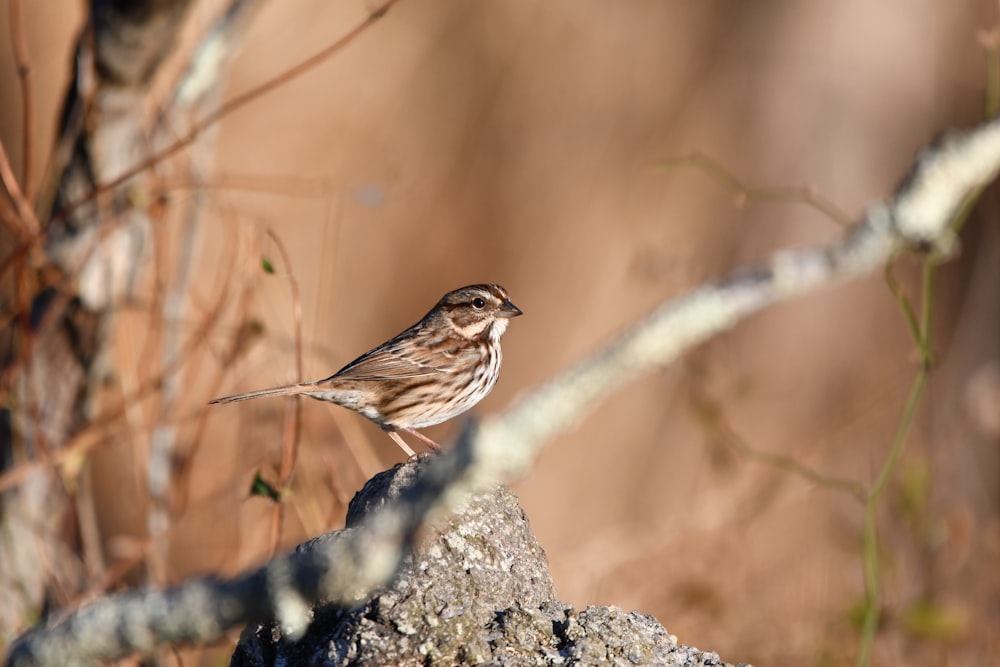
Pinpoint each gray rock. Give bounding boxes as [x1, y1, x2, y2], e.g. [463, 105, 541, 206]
[231, 459, 746, 666]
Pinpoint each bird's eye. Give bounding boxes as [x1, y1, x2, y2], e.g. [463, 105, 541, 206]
[471, 297, 486, 309]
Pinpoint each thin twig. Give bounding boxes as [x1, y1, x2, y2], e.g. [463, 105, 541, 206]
[0, 249, 239, 495]
[0, 139, 38, 240]
[263, 229, 304, 556]
[688, 388, 867, 502]
[980, 25, 1000, 117]
[856, 362, 930, 667]
[8, 0, 34, 201]
[856, 182, 952, 667]
[148, 91, 222, 586]
[170, 207, 249, 512]
[658, 152, 855, 228]
[884, 255, 924, 349]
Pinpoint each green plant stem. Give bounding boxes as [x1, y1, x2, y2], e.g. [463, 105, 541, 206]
[985, 39, 1000, 117]
[857, 365, 928, 667]
[858, 258, 936, 667]
[884, 258, 923, 345]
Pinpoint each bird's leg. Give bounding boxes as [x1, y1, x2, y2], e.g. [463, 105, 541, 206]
[403, 428, 442, 451]
[387, 431, 417, 458]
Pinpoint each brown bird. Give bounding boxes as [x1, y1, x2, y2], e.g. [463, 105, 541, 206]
[210, 284, 522, 456]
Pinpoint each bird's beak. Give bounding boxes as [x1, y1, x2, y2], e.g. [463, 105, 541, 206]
[498, 299, 523, 318]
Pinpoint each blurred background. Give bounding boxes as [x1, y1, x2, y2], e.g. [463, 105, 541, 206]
[1, 1, 998, 665]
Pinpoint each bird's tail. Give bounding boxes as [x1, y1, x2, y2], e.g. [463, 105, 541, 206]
[208, 382, 319, 404]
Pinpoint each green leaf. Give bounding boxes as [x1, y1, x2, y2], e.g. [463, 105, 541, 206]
[250, 471, 281, 503]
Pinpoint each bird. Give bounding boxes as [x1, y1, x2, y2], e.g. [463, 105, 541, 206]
[210, 284, 522, 456]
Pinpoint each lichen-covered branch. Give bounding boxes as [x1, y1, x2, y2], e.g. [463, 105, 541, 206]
[469, 120, 1000, 480]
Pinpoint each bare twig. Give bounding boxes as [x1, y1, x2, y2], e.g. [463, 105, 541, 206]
[7, 0, 34, 201]
[170, 211, 256, 512]
[688, 387, 867, 502]
[0, 247, 240, 496]
[659, 152, 854, 228]
[0, 140, 39, 240]
[263, 229, 305, 556]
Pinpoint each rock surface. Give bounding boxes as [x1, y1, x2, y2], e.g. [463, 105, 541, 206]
[231, 460, 745, 666]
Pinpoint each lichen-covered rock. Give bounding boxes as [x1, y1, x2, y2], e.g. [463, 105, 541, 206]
[485, 602, 730, 666]
[231, 459, 747, 667]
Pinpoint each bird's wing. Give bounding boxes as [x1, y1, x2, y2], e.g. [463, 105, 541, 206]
[328, 336, 475, 382]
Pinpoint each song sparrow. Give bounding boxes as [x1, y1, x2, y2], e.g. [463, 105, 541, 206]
[210, 284, 522, 456]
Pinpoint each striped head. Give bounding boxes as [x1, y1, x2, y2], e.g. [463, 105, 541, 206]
[430, 284, 523, 342]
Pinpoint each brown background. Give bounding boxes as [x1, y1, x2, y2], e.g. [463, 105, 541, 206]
[1, 1, 998, 665]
